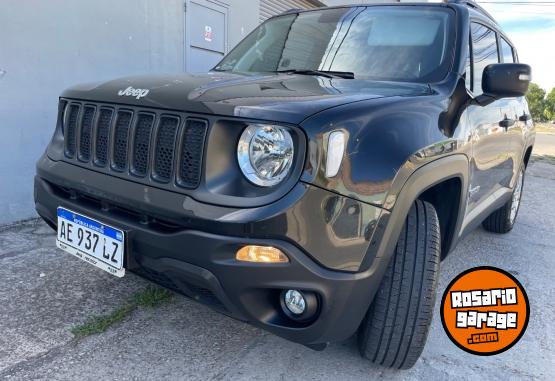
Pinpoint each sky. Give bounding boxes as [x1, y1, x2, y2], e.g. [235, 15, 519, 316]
[477, 0, 555, 92]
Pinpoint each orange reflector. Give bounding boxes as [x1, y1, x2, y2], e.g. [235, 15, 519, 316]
[236, 245, 289, 263]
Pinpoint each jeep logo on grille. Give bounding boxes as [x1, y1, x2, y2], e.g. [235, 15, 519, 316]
[118, 86, 150, 100]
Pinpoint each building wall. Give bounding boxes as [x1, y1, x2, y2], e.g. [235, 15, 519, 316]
[0, 0, 259, 225]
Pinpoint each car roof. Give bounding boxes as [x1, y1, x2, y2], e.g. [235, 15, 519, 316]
[280, 0, 496, 25]
[278, 1, 513, 46]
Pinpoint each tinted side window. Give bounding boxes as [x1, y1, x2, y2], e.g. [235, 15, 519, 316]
[470, 23, 499, 95]
[465, 38, 472, 90]
[500, 38, 515, 63]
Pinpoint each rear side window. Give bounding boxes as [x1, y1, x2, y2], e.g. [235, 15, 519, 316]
[470, 23, 499, 95]
[500, 37, 515, 63]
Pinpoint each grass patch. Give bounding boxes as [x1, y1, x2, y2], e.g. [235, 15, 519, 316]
[72, 285, 174, 340]
[133, 285, 174, 308]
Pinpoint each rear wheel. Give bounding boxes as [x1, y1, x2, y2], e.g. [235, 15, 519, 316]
[358, 200, 441, 369]
[482, 167, 525, 234]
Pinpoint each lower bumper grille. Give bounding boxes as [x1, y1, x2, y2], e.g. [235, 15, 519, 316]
[61, 100, 208, 189]
[133, 267, 228, 313]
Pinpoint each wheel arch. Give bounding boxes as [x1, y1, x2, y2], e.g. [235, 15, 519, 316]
[360, 154, 469, 272]
[523, 145, 534, 168]
[419, 177, 463, 259]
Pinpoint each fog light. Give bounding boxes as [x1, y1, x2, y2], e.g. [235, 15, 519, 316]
[236, 245, 289, 263]
[283, 290, 306, 315]
[280, 289, 319, 322]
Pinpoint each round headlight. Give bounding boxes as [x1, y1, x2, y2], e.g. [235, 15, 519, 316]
[237, 124, 294, 187]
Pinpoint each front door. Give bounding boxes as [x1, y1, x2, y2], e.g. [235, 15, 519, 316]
[467, 22, 513, 213]
[185, 0, 228, 73]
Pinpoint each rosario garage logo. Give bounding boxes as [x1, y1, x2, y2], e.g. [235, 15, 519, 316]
[440, 266, 529, 356]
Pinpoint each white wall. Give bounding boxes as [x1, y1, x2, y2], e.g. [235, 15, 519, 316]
[0, 0, 259, 225]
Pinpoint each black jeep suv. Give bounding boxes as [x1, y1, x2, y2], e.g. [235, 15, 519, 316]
[34, 1, 534, 369]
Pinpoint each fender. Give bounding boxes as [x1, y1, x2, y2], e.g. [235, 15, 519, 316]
[360, 154, 469, 273]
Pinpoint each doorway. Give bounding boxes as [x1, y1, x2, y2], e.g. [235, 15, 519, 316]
[184, 0, 229, 73]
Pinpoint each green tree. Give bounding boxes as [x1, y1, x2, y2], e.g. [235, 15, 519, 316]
[544, 88, 555, 121]
[526, 83, 546, 122]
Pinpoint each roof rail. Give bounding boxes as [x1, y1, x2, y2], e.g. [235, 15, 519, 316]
[281, 8, 304, 15]
[445, 0, 498, 24]
[279, 1, 498, 25]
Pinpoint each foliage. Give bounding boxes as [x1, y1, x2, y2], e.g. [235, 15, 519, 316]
[544, 88, 555, 122]
[526, 83, 547, 122]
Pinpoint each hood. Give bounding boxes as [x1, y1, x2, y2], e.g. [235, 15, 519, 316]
[61, 72, 433, 124]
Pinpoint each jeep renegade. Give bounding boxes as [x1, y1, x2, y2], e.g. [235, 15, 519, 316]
[35, 1, 534, 369]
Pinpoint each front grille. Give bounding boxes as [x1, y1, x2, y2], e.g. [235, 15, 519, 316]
[61, 100, 208, 190]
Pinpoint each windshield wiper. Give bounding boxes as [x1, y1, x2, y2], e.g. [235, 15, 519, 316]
[276, 69, 355, 79]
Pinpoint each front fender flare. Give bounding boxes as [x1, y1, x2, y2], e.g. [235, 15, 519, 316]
[360, 154, 469, 273]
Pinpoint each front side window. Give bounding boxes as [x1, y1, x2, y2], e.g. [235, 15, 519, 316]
[470, 23, 499, 95]
[500, 37, 515, 63]
[465, 39, 472, 90]
[215, 6, 455, 83]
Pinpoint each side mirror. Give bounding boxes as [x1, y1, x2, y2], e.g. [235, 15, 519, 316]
[482, 63, 531, 98]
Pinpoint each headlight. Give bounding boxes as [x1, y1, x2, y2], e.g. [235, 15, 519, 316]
[237, 124, 294, 187]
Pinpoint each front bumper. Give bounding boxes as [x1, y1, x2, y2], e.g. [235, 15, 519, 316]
[35, 154, 391, 345]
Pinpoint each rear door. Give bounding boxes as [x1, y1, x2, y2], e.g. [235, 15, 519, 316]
[499, 36, 529, 179]
[466, 22, 513, 212]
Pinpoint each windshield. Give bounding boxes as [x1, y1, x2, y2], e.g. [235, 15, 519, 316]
[215, 6, 455, 83]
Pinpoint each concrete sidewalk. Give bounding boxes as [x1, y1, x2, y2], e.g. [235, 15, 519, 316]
[1, 161, 554, 380]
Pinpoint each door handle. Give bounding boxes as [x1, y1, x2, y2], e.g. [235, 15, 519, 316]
[519, 113, 531, 122]
[499, 118, 516, 129]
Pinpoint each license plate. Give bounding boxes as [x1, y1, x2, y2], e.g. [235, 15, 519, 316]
[56, 207, 125, 277]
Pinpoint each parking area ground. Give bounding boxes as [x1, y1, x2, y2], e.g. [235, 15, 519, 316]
[533, 132, 555, 157]
[1, 149, 554, 380]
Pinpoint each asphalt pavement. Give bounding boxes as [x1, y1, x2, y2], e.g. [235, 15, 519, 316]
[0, 159, 553, 380]
[533, 132, 555, 156]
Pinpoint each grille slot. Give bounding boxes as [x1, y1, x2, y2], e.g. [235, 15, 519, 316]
[112, 111, 133, 171]
[153, 117, 179, 182]
[64, 104, 80, 158]
[178, 119, 207, 188]
[131, 114, 155, 177]
[94, 108, 113, 167]
[78, 106, 96, 161]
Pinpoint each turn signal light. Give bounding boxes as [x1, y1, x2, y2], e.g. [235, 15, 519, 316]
[236, 245, 289, 263]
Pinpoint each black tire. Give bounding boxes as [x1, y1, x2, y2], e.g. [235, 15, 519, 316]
[358, 200, 441, 369]
[482, 167, 525, 234]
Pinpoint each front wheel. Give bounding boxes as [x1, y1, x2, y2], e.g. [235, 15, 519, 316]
[482, 167, 525, 234]
[357, 200, 441, 369]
